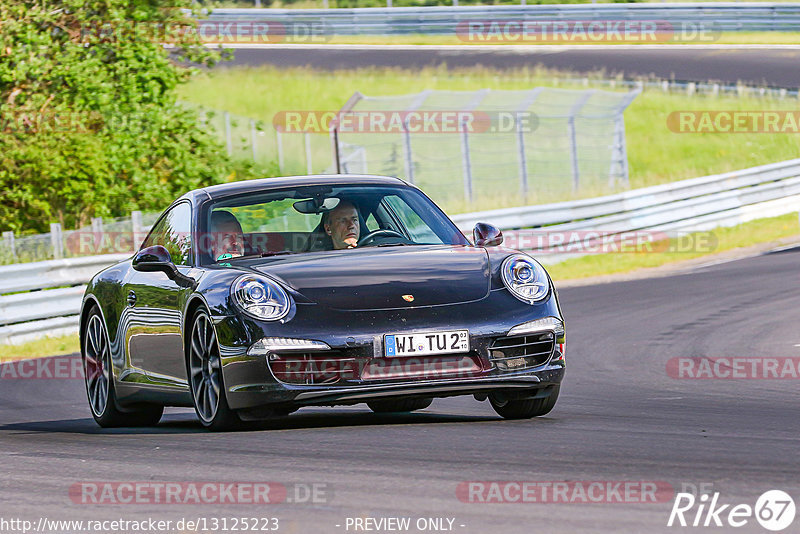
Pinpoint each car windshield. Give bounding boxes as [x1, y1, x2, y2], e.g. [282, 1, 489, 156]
[199, 184, 469, 265]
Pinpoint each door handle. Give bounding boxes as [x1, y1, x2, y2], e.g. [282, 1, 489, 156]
[127, 290, 137, 307]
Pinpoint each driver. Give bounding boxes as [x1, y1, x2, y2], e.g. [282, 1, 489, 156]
[323, 200, 360, 250]
[210, 210, 245, 260]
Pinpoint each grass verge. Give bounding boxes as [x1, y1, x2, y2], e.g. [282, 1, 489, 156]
[546, 213, 800, 281]
[0, 334, 79, 362]
[180, 64, 800, 212]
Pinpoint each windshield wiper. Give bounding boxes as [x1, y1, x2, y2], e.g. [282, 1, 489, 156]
[376, 242, 412, 247]
[215, 251, 294, 263]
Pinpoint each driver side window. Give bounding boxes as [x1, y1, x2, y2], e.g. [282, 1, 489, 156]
[141, 202, 193, 266]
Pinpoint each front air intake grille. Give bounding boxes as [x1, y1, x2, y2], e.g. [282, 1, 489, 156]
[489, 332, 555, 371]
[268, 350, 370, 385]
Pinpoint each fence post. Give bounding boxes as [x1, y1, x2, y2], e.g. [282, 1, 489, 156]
[460, 119, 473, 204]
[402, 120, 415, 184]
[131, 211, 143, 251]
[276, 128, 284, 173]
[515, 112, 529, 201]
[567, 91, 593, 192]
[2, 231, 14, 260]
[305, 132, 313, 174]
[50, 223, 63, 259]
[224, 112, 233, 156]
[330, 127, 341, 174]
[250, 120, 258, 162]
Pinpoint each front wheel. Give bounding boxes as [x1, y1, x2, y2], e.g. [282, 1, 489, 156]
[188, 308, 241, 431]
[367, 398, 433, 413]
[82, 308, 163, 427]
[490, 385, 560, 419]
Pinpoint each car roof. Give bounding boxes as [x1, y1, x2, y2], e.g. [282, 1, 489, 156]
[190, 174, 410, 202]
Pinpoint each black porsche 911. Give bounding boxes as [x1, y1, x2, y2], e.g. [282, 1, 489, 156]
[80, 174, 565, 430]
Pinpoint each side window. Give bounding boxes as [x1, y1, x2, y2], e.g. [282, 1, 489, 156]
[365, 212, 380, 232]
[142, 202, 193, 266]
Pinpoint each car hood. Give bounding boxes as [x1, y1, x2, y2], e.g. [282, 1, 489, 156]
[251, 245, 490, 310]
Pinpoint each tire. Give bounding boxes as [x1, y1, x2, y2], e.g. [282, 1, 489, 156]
[187, 307, 241, 431]
[490, 385, 560, 420]
[367, 398, 433, 413]
[82, 307, 163, 427]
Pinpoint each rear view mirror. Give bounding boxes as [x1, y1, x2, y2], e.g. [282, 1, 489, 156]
[293, 197, 340, 214]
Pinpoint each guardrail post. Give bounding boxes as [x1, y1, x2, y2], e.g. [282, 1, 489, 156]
[224, 112, 233, 156]
[250, 119, 258, 162]
[460, 119, 473, 204]
[387, 0, 392, 6]
[276, 128, 284, 173]
[2, 231, 14, 260]
[50, 223, 63, 260]
[402, 119, 415, 185]
[131, 211, 144, 251]
[305, 132, 313, 174]
[323, 0, 329, 7]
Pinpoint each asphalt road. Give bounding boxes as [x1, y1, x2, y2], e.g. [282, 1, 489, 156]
[226, 45, 800, 87]
[1, 247, 798, 533]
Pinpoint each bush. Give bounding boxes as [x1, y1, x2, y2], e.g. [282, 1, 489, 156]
[0, 0, 255, 233]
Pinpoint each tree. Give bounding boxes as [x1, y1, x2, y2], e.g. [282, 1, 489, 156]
[0, 0, 243, 232]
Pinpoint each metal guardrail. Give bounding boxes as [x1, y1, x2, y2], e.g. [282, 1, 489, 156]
[1, 158, 799, 344]
[0, 254, 130, 345]
[452, 158, 800, 262]
[206, 4, 800, 34]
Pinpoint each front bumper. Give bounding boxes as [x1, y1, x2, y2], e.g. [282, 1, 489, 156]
[214, 288, 566, 411]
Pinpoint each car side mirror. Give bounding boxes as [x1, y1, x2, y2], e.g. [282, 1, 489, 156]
[473, 223, 503, 247]
[133, 245, 196, 289]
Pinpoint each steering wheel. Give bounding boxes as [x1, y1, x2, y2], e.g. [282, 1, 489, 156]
[357, 229, 406, 247]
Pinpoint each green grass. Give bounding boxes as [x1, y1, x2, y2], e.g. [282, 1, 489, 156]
[0, 334, 79, 362]
[547, 213, 800, 281]
[180, 64, 800, 211]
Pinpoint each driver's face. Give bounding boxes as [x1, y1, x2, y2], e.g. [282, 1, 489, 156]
[325, 204, 359, 250]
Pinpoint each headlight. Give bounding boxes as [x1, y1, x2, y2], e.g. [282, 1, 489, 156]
[501, 254, 550, 304]
[232, 274, 292, 321]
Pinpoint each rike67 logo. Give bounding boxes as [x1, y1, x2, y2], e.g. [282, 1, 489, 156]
[667, 490, 795, 531]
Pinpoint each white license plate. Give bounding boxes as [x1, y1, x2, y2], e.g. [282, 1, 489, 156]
[384, 330, 469, 357]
